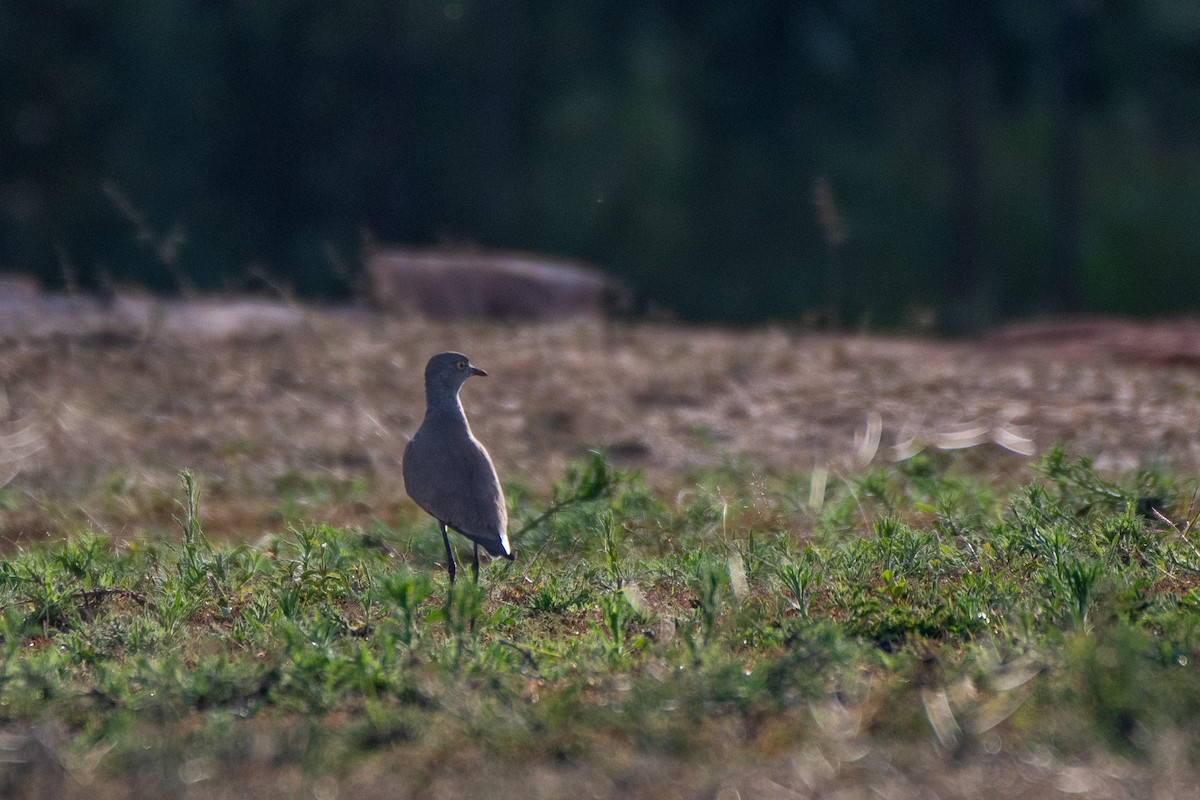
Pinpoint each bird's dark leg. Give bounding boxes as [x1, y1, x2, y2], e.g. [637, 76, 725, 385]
[440, 522, 456, 584]
[469, 542, 481, 632]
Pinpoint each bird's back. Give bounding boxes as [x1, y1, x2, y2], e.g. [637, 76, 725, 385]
[403, 412, 511, 559]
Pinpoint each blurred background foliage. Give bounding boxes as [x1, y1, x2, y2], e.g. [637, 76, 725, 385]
[2, 1, 1200, 329]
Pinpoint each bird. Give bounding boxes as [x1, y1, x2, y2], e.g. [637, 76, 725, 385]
[402, 352, 513, 583]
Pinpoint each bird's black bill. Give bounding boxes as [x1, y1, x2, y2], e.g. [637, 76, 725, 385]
[469, 366, 487, 377]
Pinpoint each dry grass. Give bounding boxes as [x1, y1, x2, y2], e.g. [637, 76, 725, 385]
[4, 300, 1200, 545]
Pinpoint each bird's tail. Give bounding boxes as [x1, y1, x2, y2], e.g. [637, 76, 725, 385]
[465, 529, 514, 560]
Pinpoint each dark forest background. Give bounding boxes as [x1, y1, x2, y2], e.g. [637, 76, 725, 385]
[2, 1, 1200, 329]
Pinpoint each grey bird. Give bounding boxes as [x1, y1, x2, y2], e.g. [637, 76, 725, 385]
[403, 352, 513, 583]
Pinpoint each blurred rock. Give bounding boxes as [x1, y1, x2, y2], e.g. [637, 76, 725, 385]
[0, 284, 310, 341]
[0, 273, 41, 301]
[366, 247, 628, 320]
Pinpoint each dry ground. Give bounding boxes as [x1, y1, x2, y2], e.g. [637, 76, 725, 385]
[7, 733, 1199, 800]
[5, 296, 1200, 797]
[4, 296, 1200, 544]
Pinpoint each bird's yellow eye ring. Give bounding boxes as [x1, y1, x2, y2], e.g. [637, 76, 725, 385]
[455, 360, 467, 370]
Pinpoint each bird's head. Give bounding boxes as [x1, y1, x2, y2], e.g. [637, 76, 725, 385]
[424, 351, 487, 396]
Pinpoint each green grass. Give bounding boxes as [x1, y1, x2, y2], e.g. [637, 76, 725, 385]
[3, 448, 1200, 795]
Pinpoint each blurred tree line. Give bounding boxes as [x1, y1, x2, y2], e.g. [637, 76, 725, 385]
[2, 1, 1200, 329]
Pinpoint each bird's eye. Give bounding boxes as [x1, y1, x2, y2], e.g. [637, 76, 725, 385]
[455, 360, 466, 370]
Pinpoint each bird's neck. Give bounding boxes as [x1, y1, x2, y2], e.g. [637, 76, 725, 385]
[424, 388, 470, 428]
